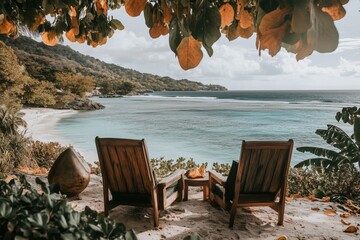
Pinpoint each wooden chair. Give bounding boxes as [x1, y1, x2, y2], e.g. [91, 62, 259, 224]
[209, 140, 294, 228]
[95, 137, 185, 227]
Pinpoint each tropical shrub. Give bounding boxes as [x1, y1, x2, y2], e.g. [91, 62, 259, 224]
[0, 175, 137, 240]
[296, 107, 360, 170]
[0, 104, 27, 135]
[151, 157, 207, 178]
[287, 164, 360, 204]
[30, 140, 67, 169]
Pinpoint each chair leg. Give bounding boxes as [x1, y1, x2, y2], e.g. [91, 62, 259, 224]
[104, 201, 109, 217]
[278, 203, 285, 226]
[229, 203, 237, 228]
[151, 190, 159, 227]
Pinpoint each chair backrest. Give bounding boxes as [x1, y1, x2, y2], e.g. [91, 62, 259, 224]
[95, 137, 156, 196]
[225, 139, 294, 201]
[233, 140, 293, 198]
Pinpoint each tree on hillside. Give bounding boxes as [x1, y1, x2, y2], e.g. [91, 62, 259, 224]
[55, 72, 95, 98]
[22, 79, 57, 107]
[0, 0, 348, 70]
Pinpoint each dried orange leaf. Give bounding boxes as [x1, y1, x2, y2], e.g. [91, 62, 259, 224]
[30, 15, 46, 31]
[311, 207, 320, 211]
[341, 219, 351, 225]
[343, 226, 358, 233]
[161, 0, 172, 24]
[0, 17, 13, 34]
[226, 22, 239, 41]
[239, 9, 253, 29]
[219, 3, 235, 28]
[149, 22, 162, 39]
[177, 36, 203, 70]
[290, 194, 302, 199]
[320, 196, 331, 202]
[96, 0, 108, 15]
[340, 213, 351, 218]
[321, 0, 346, 21]
[125, 0, 147, 17]
[66, 30, 77, 42]
[42, 32, 58, 46]
[258, 21, 290, 57]
[237, 24, 254, 39]
[323, 209, 337, 216]
[258, 7, 290, 34]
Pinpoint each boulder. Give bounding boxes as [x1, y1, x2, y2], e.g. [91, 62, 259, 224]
[48, 147, 91, 197]
[65, 98, 105, 110]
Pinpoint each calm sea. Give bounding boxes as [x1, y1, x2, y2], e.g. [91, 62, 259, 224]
[52, 90, 360, 166]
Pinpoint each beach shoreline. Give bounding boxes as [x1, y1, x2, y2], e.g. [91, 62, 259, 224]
[21, 107, 78, 143]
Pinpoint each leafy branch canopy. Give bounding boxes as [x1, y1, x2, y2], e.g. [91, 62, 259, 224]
[0, 0, 348, 70]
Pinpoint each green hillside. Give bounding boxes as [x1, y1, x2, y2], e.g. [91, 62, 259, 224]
[0, 36, 226, 92]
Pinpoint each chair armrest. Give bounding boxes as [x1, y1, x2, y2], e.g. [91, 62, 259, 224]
[158, 169, 185, 188]
[208, 170, 226, 186]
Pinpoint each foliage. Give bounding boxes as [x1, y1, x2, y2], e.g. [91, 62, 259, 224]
[0, 0, 347, 70]
[212, 162, 231, 176]
[0, 104, 27, 135]
[30, 141, 68, 170]
[151, 157, 207, 178]
[55, 72, 95, 98]
[22, 79, 57, 107]
[287, 164, 360, 204]
[296, 107, 360, 170]
[0, 175, 137, 240]
[99, 80, 136, 95]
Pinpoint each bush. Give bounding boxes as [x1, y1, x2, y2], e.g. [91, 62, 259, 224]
[151, 157, 207, 178]
[0, 175, 137, 240]
[0, 132, 30, 172]
[30, 140, 67, 169]
[287, 164, 360, 204]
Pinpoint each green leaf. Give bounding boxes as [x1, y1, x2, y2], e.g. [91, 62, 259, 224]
[125, 229, 137, 240]
[144, 3, 153, 28]
[183, 232, 201, 240]
[36, 177, 49, 194]
[297, 146, 349, 165]
[190, 0, 221, 57]
[110, 19, 124, 30]
[169, 17, 182, 55]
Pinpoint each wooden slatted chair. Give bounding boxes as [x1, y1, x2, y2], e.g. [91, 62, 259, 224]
[209, 140, 294, 228]
[95, 137, 185, 227]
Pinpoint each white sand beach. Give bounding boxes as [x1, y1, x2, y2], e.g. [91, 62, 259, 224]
[21, 108, 78, 143]
[23, 174, 359, 240]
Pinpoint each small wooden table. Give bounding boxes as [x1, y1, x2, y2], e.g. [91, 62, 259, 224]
[184, 174, 209, 201]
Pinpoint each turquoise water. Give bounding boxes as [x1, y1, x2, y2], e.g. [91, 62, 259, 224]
[53, 90, 360, 165]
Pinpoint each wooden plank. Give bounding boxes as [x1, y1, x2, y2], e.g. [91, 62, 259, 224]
[269, 150, 288, 193]
[107, 145, 126, 192]
[261, 149, 280, 192]
[117, 146, 135, 193]
[102, 145, 120, 192]
[252, 149, 271, 192]
[134, 144, 153, 193]
[124, 146, 144, 193]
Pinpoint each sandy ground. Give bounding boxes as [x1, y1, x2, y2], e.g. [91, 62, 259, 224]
[21, 108, 78, 142]
[23, 174, 360, 240]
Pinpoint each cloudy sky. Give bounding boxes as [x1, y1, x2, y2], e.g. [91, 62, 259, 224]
[66, 1, 360, 90]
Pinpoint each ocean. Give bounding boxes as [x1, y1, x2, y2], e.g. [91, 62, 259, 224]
[51, 90, 360, 166]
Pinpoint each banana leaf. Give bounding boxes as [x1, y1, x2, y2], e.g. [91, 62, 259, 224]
[294, 157, 337, 171]
[297, 146, 350, 165]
